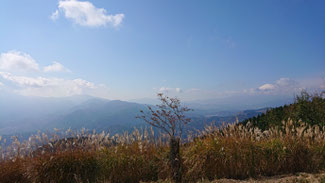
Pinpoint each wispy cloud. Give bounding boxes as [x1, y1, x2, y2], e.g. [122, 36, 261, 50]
[0, 72, 109, 98]
[50, 10, 59, 20]
[152, 77, 324, 101]
[43, 62, 71, 72]
[52, 0, 125, 27]
[158, 87, 182, 93]
[0, 50, 109, 98]
[256, 78, 300, 94]
[0, 51, 71, 73]
[244, 77, 325, 96]
[258, 83, 276, 91]
[0, 51, 39, 72]
[0, 72, 51, 87]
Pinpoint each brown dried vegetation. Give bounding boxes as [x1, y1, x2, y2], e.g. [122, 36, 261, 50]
[1, 119, 325, 182]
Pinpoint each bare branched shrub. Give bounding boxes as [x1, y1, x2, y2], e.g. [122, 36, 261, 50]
[137, 93, 192, 183]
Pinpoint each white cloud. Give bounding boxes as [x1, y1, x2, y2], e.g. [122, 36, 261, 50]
[43, 61, 70, 72]
[0, 72, 109, 98]
[263, 78, 298, 91]
[54, 0, 125, 27]
[159, 87, 182, 93]
[255, 78, 308, 95]
[72, 78, 95, 88]
[0, 51, 70, 73]
[0, 51, 39, 72]
[51, 10, 59, 20]
[0, 51, 111, 98]
[258, 83, 276, 91]
[151, 77, 325, 101]
[0, 72, 50, 87]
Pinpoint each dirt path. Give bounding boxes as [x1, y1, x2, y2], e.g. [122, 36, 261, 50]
[144, 172, 325, 183]
[212, 172, 325, 183]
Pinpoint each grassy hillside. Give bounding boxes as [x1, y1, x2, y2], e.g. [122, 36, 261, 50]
[241, 91, 325, 130]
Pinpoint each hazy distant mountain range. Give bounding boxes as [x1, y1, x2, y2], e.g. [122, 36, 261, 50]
[0, 92, 293, 136]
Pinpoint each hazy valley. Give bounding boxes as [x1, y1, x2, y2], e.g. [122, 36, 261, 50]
[0, 92, 290, 137]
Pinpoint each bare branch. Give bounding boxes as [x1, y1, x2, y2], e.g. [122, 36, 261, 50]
[137, 93, 192, 139]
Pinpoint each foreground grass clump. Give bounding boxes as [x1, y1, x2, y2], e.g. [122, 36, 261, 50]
[31, 150, 100, 183]
[0, 159, 28, 183]
[99, 142, 167, 182]
[183, 121, 325, 181]
[2, 121, 325, 182]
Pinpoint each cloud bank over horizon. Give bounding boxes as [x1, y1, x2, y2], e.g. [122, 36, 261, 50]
[0, 50, 323, 101]
[0, 50, 110, 98]
[154, 77, 325, 102]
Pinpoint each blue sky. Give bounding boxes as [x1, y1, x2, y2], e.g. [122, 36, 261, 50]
[0, 0, 324, 101]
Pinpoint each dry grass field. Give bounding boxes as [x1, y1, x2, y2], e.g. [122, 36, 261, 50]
[2, 120, 325, 182]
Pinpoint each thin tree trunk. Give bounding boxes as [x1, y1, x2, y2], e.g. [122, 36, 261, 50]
[170, 136, 181, 183]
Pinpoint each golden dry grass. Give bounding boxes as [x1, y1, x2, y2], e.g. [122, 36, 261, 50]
[1, 120, 325, 182]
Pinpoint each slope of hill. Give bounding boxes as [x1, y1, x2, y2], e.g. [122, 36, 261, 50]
[241, 91, 325, 130]
[0, 93, 93, 135]
[46, 99, 148, 133]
